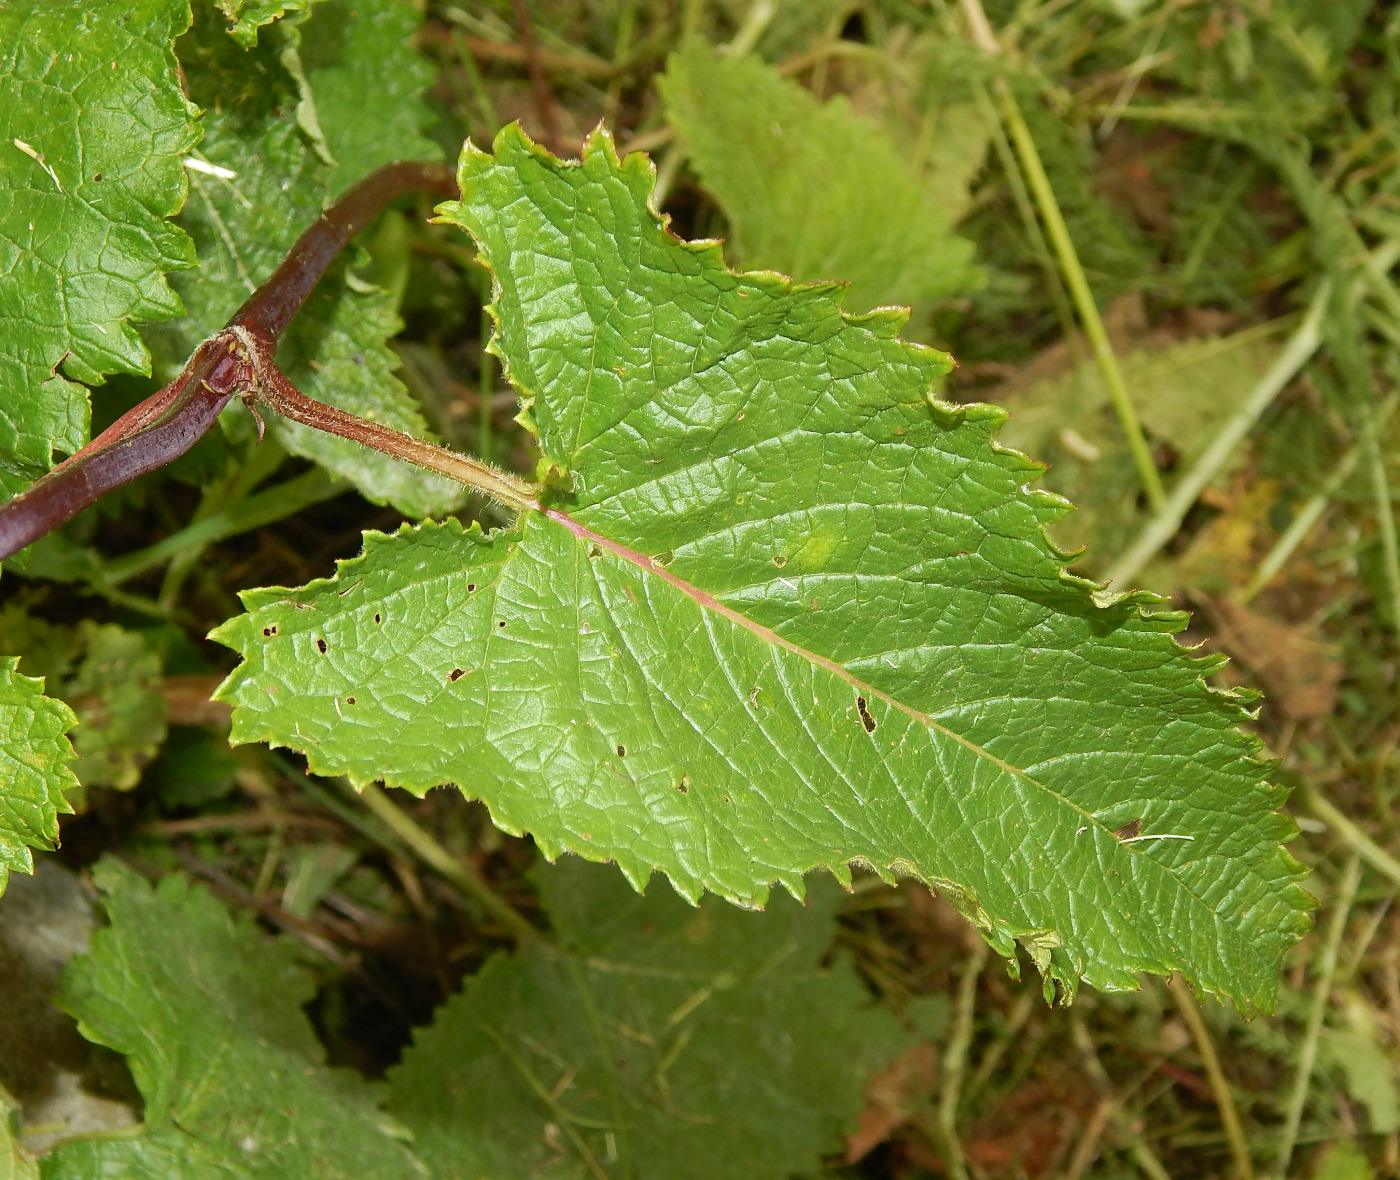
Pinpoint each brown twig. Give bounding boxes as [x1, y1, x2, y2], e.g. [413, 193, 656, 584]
[423, 26, 621, 79]
[141, 812, 342, 836]
[510, 0, 564, 154]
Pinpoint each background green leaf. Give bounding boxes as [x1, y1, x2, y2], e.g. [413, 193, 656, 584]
[0, 610, 167, 792]
[214, 0, 323, 48]
[0, 0, 197, 499]
[0, 1086, 37, 1180]
[212, 127, 1309, 1009]
[388, 857, 904, 1180]
[661, 44, 982, 314]
[46, 861, 424, 1180]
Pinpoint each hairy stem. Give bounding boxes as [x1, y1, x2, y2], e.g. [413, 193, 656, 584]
[0, 335, 247, 560]
[248, 350, 538, 513]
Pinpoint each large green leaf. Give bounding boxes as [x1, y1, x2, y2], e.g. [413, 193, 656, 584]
[213, 127, 1309, 1008]
[0, 0, 197, 499]
[388, 857, 903, 1180]
[0, 659, 76, 899]
[147, 0, 456, 518]
[44, 861, 422, 1180]
[661, 44, 981, 313]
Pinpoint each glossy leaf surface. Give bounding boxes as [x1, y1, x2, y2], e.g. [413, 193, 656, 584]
[0, 0, 197, 498]
[213, 127, 1310, 1008]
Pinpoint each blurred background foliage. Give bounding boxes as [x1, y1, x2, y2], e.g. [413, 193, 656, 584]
[4, 0, 1400, 1177]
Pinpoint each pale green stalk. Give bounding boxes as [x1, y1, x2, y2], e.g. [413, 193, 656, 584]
[1273, 854, 1362, 1180]
[101, 466, 346, 588]
[1102, 283, 1330, 588]
[937, 939, 988, 1180]
[358, 783, 541, 943]
[1168, 974, 1254, 1180]
[969, 77, 1080, 352]
[1365, 427, 1400, 646]
[958, 0, 1165, 510]
[158, 435, 289, 607]
[723, 0, 779, 57]
[1068, 1012, 1171, 1180]
[1300, 783, 1400, 891]
[1236, 454, 1359, 606]
[1236, 392, 1399, 606]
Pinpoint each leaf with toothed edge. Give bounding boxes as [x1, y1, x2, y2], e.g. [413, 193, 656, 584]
[0, 657, 77, 899]
[210, 124, 1311, 1010]
[0, 0, 199, 501]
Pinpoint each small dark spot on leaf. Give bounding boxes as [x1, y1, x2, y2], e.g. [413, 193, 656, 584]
[772, 555, 787, 568]
[857, 696, 876, 733]
[467, 583, 476, 592]
[677, 774, 690, 794]
[93, 172, 102, 182]
[588, 545, 602, 559]
[616, 744, 626, 757]
[497, 620, 507, 628]
[374, 613, 382, 624]
[722, 795, 732, 804]
[316, 638, 328, 654]
[262, 625, 278, 637]
[346, 696, 356, 705]
[736, 410, 745, 420]
[1115, 819, 1143, 842]
[449, 668, 466, 682]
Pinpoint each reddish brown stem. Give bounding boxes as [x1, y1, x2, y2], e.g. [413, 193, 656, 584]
[0, 335, 250, 560]
[233, 162, 455, 338]
[250, 350, 537, 512]
[0, 161, 458, 564]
